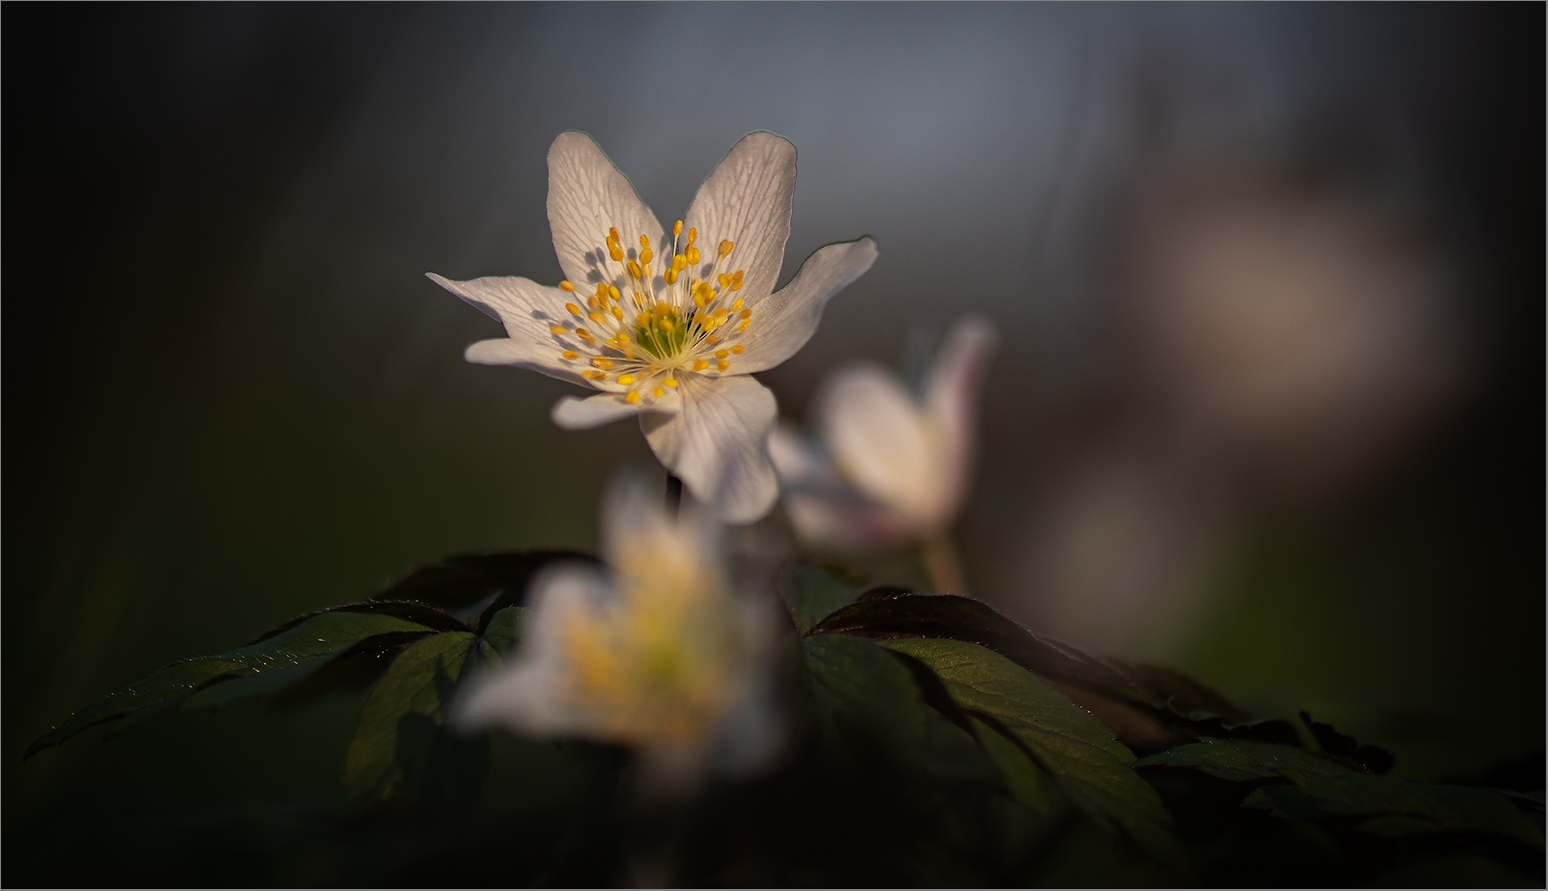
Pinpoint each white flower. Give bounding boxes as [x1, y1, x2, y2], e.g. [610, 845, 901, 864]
[429, 131, 878, 524]
[769, 317, 995, 590]
[452, 474, 785, 795]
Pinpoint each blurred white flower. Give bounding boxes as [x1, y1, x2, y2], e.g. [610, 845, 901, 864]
[429, 131, 877, 524]
[453, 474, 785, 795]
[770, 317, 996, 592]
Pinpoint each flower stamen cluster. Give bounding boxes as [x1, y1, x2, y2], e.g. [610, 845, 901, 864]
[551, 221, 752, 405]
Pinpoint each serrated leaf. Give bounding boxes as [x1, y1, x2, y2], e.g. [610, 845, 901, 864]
[342, 631, 486, 803]
[1136, 738, 1355, 783]
[877, 638, 1133, 761]
[26, 612, 434, 758]
[24, 658, 253, 758]
[800, 633, 997, 787]
[785, 562, 862, 635]
[871, 637, 1182, 870]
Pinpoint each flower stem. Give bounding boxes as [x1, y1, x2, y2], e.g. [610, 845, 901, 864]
[923, 532, 969, 597]
[665, 474, 684, 517]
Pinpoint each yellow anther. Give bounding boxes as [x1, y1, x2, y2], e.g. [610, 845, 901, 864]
[737, 319, 751, 333]
[664, 378, 678, 389]
[663, 269, 678, 285]
[639, 234, 651, 249]
[718, 239, 734, 257]
[693, 282, 715, 307]
[608, 285, 621, 300]
[549, 326, 566, 335]
[711, 307, 728, 318]
[673, 220, 683, 237]
[608, 226, 619, 241]
[641, 248, 653, 264]
[592, 357, 614, 370]
[604, 338, 618, 350]
[589, 312, 607, 324]
[672, 255, 688, 272]
[636, 312, 651, 326]
[686, 227, 698, 245]
[715, 349, 730, 360]
[653, 387, 665, 398]
[739, 308, 753, 319]
[718, 273, 730, 288]
[731, 298, 744, 312]
[686, 246, 701, 265]
[612, 306, 624, 320]
[634, 293, 646, 307]
[609, 244, 623, 262]
[581, 370, 596, 380]
[627, 259, 642, 279]
[575, 327, 590, 338]
[658, 318, 675, 332]
[593, 373, 608, 382]
[706, 335, 720, 345]
[626, 391, 641, 405]
[617, 331, 631, 343]
[731, 270, 744, 290]
[717, 360, 730, 371]
[618, 374, 635, 385]
[562, 350, 579, 360]
[559, 280, 576, 292]
[692, 359, 708, 371]
[566, 303, 582, 316]
[731, 344, 745, 355]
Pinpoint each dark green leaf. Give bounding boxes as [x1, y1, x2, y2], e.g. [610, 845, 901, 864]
[24, 658, 252, 758]
[967, 715, 1069, 826]
[874, 638, 1182, 869]
[342, 631, 487, 803]
[1136, 738, 1354, 783]
[26, 612, 433, 758]
[807, 592, 1248, 754]
[799, 633, 997, 788]
[474, 605, 524, 668]
[784, 562, 862, 635]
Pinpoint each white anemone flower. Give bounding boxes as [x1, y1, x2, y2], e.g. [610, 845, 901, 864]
[769, 317, 996, 594]
[452, 474, 785, 796]
[429, 131, 878, 524]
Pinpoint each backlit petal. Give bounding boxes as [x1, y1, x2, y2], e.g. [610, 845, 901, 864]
[818, 364, 945, 527]
[553, 392, 678, 431]
[683, 131, 796, 302]
[429, 272, 588, 385]
[734, 237, 878, 373]
[923, 316, 997, 522]
[641, 375, 778, 524]
[546, 131, 665, 293]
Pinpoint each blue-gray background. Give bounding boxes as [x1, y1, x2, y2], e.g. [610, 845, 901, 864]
[5, 4, 1541, 883]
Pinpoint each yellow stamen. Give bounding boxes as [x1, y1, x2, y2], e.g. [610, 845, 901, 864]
[627, 259, 642, 279]
[686, 227, 698, 245]
[737, 319, 751, 333]
[715, 349, 730, 360]
[559, 280, 576, 292]
[612, 306, 624, 320]
[692, 359, 708, 371]
[658, 318, 675, 332]
[672, 255, 688, 272]
[592, 357, 614, 370]
[685, 246, 700, 265]
[618, 374, 636, 385]
[731, 270, 744, 290]
[626, 391, 641, 405]
[549, 326, 566, 335]
[717, 360, 730, 371]
[731, 344, 745, 355]
[673, 220, 683, 237]
[664, 378, 678, 388]
[639, 234, 651, 250]
[589, 312, 607, 324]
[706, 335, 720, 345]
[731, 297, 744, 312]
[562, 351, 578, 360]
[718, 239, 734, 257]
[566, 303, 582, 316]
[664, 269, 678, 285]
[652, 387, 665, 398]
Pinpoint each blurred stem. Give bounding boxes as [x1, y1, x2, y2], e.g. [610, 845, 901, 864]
[665, 474, 683, 517]
[923, 531, 968, 597]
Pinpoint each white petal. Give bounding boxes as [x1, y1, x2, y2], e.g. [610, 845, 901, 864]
[427, 273, 588, 385]
[451, 564, 613, 737]
[683, 131, 797, 302]
[923, 316, 997, 523]
[783, 490, 919, 552]
[546, 131, 666, 293]
[551, 392, 658, 430]
[766, 423, 833, 487]
[734, 237, 878, 373]
[818, 364, 946, 527]
[640, 375, 779, 524]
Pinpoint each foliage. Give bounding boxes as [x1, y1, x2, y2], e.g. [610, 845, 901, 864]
[22, 553, 1543, 887]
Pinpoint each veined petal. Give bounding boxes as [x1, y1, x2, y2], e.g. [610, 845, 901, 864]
[683, 131, 796, 302]
[547, 131, 665, 292]
[923, 316, 997, 522]
[734, 237, 878, 373]
[429, 272, 589, 385]
[552, 392, 679, 431]
[818, 364, 945, 527]
[641, 375, 778, 524]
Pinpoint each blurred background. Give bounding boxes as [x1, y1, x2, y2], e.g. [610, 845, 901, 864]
[5, 3, 1541, 883]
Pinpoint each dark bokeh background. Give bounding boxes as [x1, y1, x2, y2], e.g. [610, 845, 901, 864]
[5, 3, 1541, 884]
